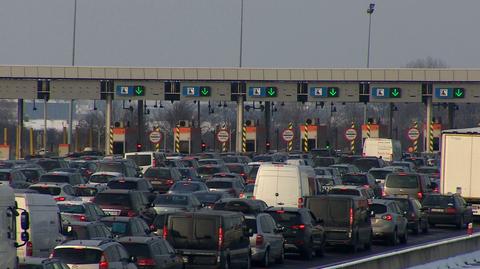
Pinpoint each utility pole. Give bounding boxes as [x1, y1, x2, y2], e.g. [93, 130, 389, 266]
[363, 3, 375, 126]
[235, 0, 245, 153]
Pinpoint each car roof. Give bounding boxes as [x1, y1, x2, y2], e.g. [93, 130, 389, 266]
[372, 199, 396, 205]
[69, 221, 102, 227]
[30, 182, 70, 187]
[91, 172, 123, 176]
[174, 181, 204, 185]
[265, 206, 304, 213]
[44, 171, 75, 176]
[75, 184, 106, 189]
[100, 216, 135, 222]
[117, 236, 158, 244]
[109, 177, 143, 182]
[171, 210, 242, 217]
[97, 189, 134, 194]
[56, 239, 115, 248]
[57, 201, 90, 206]
[331, 185, 365, 190]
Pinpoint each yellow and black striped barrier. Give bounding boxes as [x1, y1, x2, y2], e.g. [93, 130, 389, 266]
[175, 125, 180, 153]
[350, 122, 355, 154]
[303, 123, 309, 152]
[288, 122, 293, 152]
[242, 124, 247, 153]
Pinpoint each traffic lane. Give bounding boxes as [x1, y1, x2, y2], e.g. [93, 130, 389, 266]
[258, 226, 478, 269]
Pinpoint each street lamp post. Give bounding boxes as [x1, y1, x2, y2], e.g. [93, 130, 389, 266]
[363, 3, 375, 127]
[69, 0, 78, 152]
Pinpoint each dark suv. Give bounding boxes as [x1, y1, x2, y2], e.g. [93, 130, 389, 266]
[164, 211, 251, 269]
[265, 207, 325, 260]
[39, 171, 86, 186]
[107, 177, 156, 203]
[384, 173, 432, 201]
[93, 189, 149, 217]
[305, 195, 372, 252]
[341, 172, 382, 198]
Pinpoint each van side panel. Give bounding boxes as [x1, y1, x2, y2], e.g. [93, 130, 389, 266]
[0, 184, 16, 269]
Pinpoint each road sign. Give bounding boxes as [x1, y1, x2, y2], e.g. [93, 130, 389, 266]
[407, 128, 420, 141]
[179, 82, 230, 101]
[370, 83, 421, 103]
[181, 86, 212, 97]
[307, 83, 359, 102]
[114, 81, 164, 100]
[216, 130, 230, 143]
[344, 128, 357, 141]
[149, 131, 162, 144]
[282, 129, 294, 142]
[245, 83, 297, 102]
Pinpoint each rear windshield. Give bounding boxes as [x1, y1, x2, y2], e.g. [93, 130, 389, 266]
[95, 193, 131, 207]
[206, 181, 233, 189]
[74, 187, 98, 197]
[353, 159, 379, 171]
[169, 216, 217, 250]
[103, 221, 129, 235]
[423, 195, 455, 207]
[58, 204, 85, 214]
[385, 175, 419, 188]
[341, 174, 368, 185]
[197, 167, 222, 175]
[226, 165, 244, 174]
[154, 195, 188, 206]
[171, 183, 202, 192]
[29, 186, 61, 195]
[39, 175, 70, 183]
[245, 218, 257, 234]
[314, 169, 327, 176]
[36, 160, 61, 171]
[178, 169, 193, 178]
[308, 198, 351, 224]
[194, 193, 223, 204]
[213, 201, 254, 214]
[417, 168, 439, 174]
[199, 160, 220, 165]
[53, 248, 102, 264]
[145, 168, 171, 179]
[223, 156, 239, 163]
[20, 170, 40, 181]
[90, 174, 116, 184]
[329, 188, 360, 196]
[252, 156, 273, 162]
[369, 170, 391, 180]
[69, 162, 89, 169]
[126, 155, 151, 167]
[387, 199, 410, 212]
[0, 172, 10, 181]
[107, 181, 138, 190]
[371, 204, 387, 214]
[96, 163, 124, 173]
[268, 211, 302, 227]
[121, 243, 152, 258]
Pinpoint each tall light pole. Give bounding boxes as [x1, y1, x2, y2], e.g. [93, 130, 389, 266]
[363, 3, 375, 126]
[69, 0, 78, 152]
[235, 0, 245, 153]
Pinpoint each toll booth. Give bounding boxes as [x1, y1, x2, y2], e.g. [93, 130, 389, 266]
[112, 128, 126, 155]
[299, 124, 327, 151]
[173, 124, 201, 154]
[423, 123, 442, 151]
[244, 121, 266, 153]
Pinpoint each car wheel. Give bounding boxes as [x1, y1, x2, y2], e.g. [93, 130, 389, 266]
[422, 220, 429, 234]
[261, 249, 270, 267]
[301, 243, 314, 260]
[412, 221, 420, 235]
[275, 246, 285, 264]
[456, 216, 464, 230]
[315, 242, 325, 257]
[390, 230, 398, 246]
[400, 228, 408, 244]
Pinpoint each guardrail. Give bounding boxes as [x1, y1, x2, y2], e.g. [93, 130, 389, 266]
[319, 233, 480, 269]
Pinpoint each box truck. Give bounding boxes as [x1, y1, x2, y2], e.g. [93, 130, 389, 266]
[362, 138, 401, 162]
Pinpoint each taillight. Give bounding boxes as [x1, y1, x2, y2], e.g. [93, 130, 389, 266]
[152, 159, 157, 168]
[162, 225, 168, 239]
[99, 254, 109, 269]
[54, 197, 66, 201]
[127, 210, 136, 217]
[75, 215, 87, 221]
[363, 185, 370, 189]
[218, 227, 224, 250]
[382, 189, 386, 197]
[417, 192, 423, 200]
[256, 235, 264, 246]
[298, 197, 304, 208]
[49, 250, 54, 259]
[137, 258, 156, 266]
[26, 241, 33, 256]
[349, 207, 354, 227]
[446, 208, 457, 214]
[433, 188, 439, 193]
[382, 214, 393, 221]
[167, 179, 174, 185]
[239, 193, 245, 198]
[252, 196, 256, 200]
[290, 224, 305, 230]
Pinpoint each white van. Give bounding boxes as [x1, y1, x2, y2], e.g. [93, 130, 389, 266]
[253, 163, 316, 207]
[124, 151, 166, 173]
[15, 192, 65, 258]
[362, 138, 402, 162]
[0, 183, 18, 269]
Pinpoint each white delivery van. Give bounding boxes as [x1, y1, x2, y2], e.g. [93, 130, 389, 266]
[15, 192, 64, 258]
[362, 138, 402, 162]
[253, 163, 316, 207]
[0, 183, 18, 269]
[125, 151, 166, 173]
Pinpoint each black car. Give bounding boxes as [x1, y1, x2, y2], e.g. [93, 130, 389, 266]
[168, 181, 209, 194]
[62, 221, 112, 240]
[117, 236, 184, 269]
[164, 211, 251, 269]
[305, 195, 372, 253]
[32, 158, 69, 172]
[96, 160, 139, 177]
[93, 189, 150, 217]
[100, 216, 153, 237]
[383, 196, 429, 234]
[144, 167, 183, 193]
[177, 167, 201, 181]
[107, 177, 156, 203]
[352, 157, 385, 172]
[18, 167, 45, 183]
[422, 193, 473, 229]
[213, 198, 268, 215]
[39, 171, 86, 186]
[340, 172, 382, 198]
[265, 207, 325, 259]
[193, 191, 231, 208]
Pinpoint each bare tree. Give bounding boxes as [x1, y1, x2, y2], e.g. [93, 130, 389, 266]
[405, 56, 448, 68]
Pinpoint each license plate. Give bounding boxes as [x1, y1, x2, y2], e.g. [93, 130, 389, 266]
[431, 209, 444, 213]
[105, 210, 120, 216]
[182, 256, 189, 263]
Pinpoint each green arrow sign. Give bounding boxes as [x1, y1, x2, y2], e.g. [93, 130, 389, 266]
[266, 87, 278, 97]
[328, 87, 339, 97]
[134, 86, 145, 96]
[453, 88, 465, 98]
[200, 87, 211, 97]
[390, 88, 401, 98]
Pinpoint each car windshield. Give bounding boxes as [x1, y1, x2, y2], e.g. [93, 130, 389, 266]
[121, 243, 152, 258]
[58, 204, 85, 214]
[36, 160, 60, 171]
[126, 155, 151, 166]
[268, 211, 302, 226]
[39, 175, 70, 183]
[371, 204, 387, 215]
[369, 170, 391, 180]
[353, 159, 380, 171]
[20, 170, 40, 181]
[226, 165, 243, 174]
[90, 174, 116, 183]
[171, 182, 203, 192]
[329, 188, 360, 196]
[314, 169, 327, 176]
[53, 248, 102, 264]
[74, 187, 98, 196]
[96, 162, 124, 173]
[94, 193, 131, 207]
[145, 168, 171, 179]
[197, 167, 222, 175]
[206, 181, 233, 189]
[29, 186, 61, 195]
[341, 174, 367, 185]
[423, 195, 456, 207]
[245, 218, 257, 234]
[107, 181, 138, 190]
[193, 192, 223, 204]
[154, 195, 189, 206]
[102, 221, 129, 235]
[385, 175, 419, 188]
[244, 184, 254, 192]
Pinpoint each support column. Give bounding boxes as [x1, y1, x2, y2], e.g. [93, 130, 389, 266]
[447, 103, 455, 129]
[137, 100, 144, 146]
[43, 98, 48, 150]
[389, 103, 394, 138]
[236, 98, 244, 153]
[17, 99, 23, 158]
[68, 100, 74, 151]
[264, 101, 271, 151]
[425, 96, 433, 153]
[105, 94, 112, 155]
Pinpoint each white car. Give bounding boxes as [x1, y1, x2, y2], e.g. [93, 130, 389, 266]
[28, 183, 80, 202]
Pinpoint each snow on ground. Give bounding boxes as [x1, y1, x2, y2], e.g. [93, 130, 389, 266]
[409, 250, 480, 269]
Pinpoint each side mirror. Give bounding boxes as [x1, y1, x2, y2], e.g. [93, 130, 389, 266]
[20, 211, 30, 230]
[21, 231, 29, 242]
[62, 225, 74, 236]
[403, 211, 408, 217]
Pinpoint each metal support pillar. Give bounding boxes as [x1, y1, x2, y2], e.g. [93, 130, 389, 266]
[43, 98, 48, 150]
[68, 100, 74, 150]
[197, 101, 200, 128]
[236, 99, 244, 153]
[447, 103, 455, 129]
[425, 96, 433, 153]
[137, 100, 144, 146]
[17, 99, 23, 158]
[389, 103, 394, 138]
[264, 101, 271, 151]
[105, 94, 112, 155]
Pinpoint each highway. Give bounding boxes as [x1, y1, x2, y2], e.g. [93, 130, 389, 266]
[257, 226, 478, 269]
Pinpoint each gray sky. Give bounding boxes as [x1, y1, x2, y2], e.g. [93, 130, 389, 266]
[1, 0, 479, 68]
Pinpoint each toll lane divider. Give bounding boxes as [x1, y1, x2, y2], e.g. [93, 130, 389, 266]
[316, 233, 480, 269]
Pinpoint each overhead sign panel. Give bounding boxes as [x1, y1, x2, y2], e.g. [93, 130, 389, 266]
[432, 84, 477, 103]
[50, 80, 101, 100]
[0, 80, 37, 99]
[369, 83, 422, 102]
[246, 83, 297, 102]
[179, 82, 230, 101]
[307, 83, 359, 102]
[114, 81, 164, 100]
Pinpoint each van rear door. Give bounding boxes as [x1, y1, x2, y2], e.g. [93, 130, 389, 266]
[306, 196, 351, 228]
[276, 166, 299, 207]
